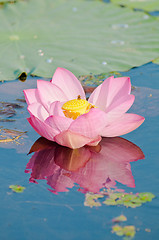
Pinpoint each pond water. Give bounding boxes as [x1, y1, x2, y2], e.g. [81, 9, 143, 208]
[0, 62, 159, 240]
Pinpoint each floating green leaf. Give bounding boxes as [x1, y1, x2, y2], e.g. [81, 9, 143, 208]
[103, 192, 155, 208]
[84, 193, 104, 207]
[112, 224, 136, 239]
[9, 184, 26, 193]
[112, 215, 127, 223]
[84, 190, 155, 208]
[111, 0, 159, 12]
[103, 192, 123, 206]
[137, 192, 155, 202]
[0, 0, 159, 80]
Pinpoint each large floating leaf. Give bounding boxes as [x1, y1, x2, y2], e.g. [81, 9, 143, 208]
[111, 0, 159, 12]
[0, 0, 159, 80]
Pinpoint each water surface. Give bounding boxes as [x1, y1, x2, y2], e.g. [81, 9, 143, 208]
[0, 63, 159, 240]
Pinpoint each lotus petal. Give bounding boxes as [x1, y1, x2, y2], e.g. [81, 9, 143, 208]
[45, 115, 73, 133]
[23, 89, 40, 105]
[89, 76, 131, 111]
[100, 113, 145, 137]
[37, 80, 68, 110]
[49, 101, 65, 117]
[55, 130, 101, 149]
[51, 67, 85, 100]
[28, 115, 58, 141]
[69, 108, 107, 138]
[28, 102, 49, 121]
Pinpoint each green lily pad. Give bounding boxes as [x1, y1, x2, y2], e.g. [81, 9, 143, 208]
[84, 193, 104, 207]
[111, 0, 159, 12]
[0, 0, 159, 80]
[112, 224, 136, 238]
[84, 190, 155, 208]
[103, 192, 155, 208]
[137, 192, 155, 202]
[9, 184, 26, 193]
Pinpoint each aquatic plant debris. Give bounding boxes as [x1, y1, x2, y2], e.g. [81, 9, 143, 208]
[84, 191, 155, 208]
[0, 128, 27, 143]
[0, 0, 17, 4]
[112, 224, 136, 239]
[0, 0, 20, 2]
[111, 0, 159, 12]
[112, 215, 127, 223]
[0, 101, 23, 122]
[152, 57, 159, 64]
[0, 0, 159, 80]
[78, 71, 122, 86]
[9, 185, 26, 193]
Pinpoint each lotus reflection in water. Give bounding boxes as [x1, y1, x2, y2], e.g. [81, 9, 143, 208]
[25, 137, 144, 193]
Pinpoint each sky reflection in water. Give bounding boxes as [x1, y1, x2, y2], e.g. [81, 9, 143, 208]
[25, 137, 144, 194]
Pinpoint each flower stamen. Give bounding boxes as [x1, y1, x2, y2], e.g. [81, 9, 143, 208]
[62, 96, 94, 120]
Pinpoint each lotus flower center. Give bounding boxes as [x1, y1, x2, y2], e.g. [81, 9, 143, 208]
[62, 95, 94, 120]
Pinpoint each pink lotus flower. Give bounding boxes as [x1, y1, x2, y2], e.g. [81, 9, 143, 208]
[24, 68, 144, 149]
[25, 137, 144, 193]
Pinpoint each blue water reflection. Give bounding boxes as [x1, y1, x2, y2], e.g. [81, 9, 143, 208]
[25, 137, 144, 194]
